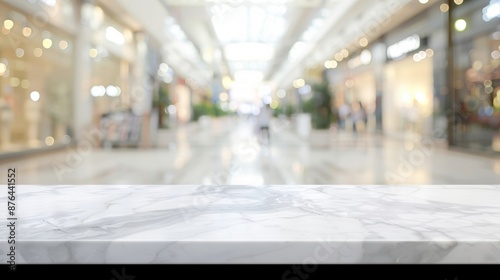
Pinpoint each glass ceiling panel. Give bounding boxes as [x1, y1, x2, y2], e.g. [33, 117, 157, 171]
[209, 4, 288, 44]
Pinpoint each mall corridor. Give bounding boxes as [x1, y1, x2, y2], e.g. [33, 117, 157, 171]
[2, 0, 500, 271]
[4, 116, 499, 185]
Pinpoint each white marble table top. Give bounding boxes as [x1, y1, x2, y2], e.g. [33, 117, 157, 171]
[1, 185, 500, 264]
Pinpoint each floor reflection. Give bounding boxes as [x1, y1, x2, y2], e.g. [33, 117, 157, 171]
[3, 116, 500, 185]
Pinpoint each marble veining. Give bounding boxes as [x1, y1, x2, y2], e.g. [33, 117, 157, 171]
[1, 185, 500, 263]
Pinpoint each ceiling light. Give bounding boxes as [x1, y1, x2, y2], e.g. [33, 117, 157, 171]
[387, 34, 421, 59]
[23, 27, 32, 37]
[90, 85, 106, 97]
[324, 60, 338, 69]
[483, 0, 500, 21]
[59, 40, 68, 50]
[89, 48, 98, 58]
[492, 50, 500, 59]
[425, 48, 434, 57]
[106, 26, 125, 45]
[413, 53, 422, 62]
[30, 91, 40, 102]
[106, 86, 119, 97]
[211, 6, 248, 42]
[440, 4, 449, 12]
[210, 5, 287, 44]
[45, 136, 55, 146]
[234, 70, 263, 82]
[293, 79, 305, 89]
[222, 76, 233, 89]
[341, 49, 349, 58]
[359, 38, 368, 47]
[42, 38, 53, 49]
[34, 48, 43, 57]
[3, 20, 13, 30]
[288, 41, 311, 62]
[334, 53, 344, 61]
[360, 50, 372, 65]
[455, 19, 467, 32]
[225, 43, 275, 61]
[160, 63, 169, 72]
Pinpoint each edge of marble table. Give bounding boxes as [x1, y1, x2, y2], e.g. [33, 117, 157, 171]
[1, 185, 499, 264]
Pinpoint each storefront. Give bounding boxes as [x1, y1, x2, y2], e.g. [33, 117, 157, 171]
[384, 40, 434, 137]
[326, 59, 347, 129]
[383, 5, 448, 139]
[86, 4, 135, 124]
[172, 77, 192, 124]
[343, 42, 386, 133]
[0, 1, 76, 154]
[452, 0, 500, 152]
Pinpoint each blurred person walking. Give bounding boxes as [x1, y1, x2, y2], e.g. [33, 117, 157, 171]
[338, 103, 350, 130]
[257, 103, 273, 144]
[405, 100, 419, 134]
[350, 101, 364, 134]
[257, 104, 273, 143]
[359, 102, 368, 130]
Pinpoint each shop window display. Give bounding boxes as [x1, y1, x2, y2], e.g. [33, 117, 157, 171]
[85, 4, 139, 147]
[453, 0, 500, 152]
[383, 51, 434, 137]
[89, 49, 134, 146]
[0, 4, 73, 153]
[455, 34, 500, 150]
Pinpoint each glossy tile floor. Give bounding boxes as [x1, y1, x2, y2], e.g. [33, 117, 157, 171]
[4, 116, 500, 185]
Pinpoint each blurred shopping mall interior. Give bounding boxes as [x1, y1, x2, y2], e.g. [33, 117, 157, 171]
[0, 0, 499, 185]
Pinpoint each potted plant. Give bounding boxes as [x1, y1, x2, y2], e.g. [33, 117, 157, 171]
[283, 103, 296, 119]
[309, 79, 333, 148]
[156, 83, 171, 129]
[295, 92, 314, 139]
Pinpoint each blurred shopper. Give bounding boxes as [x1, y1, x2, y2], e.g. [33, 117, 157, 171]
[359, 102, 368, 130]
[405, 100, 419, 134]
[338, 103, 350, 130]
[351, 102, 364, 133]
[257, 103, 273, 143]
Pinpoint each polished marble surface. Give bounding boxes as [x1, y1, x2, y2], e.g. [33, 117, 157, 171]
[0, 184, 499, 263]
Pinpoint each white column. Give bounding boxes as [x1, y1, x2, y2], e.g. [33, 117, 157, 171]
[131, 32, 154, 148]
[0, 101, 13, 148]
[24, 100, 41, 147]
[71, 0, 94, 143]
